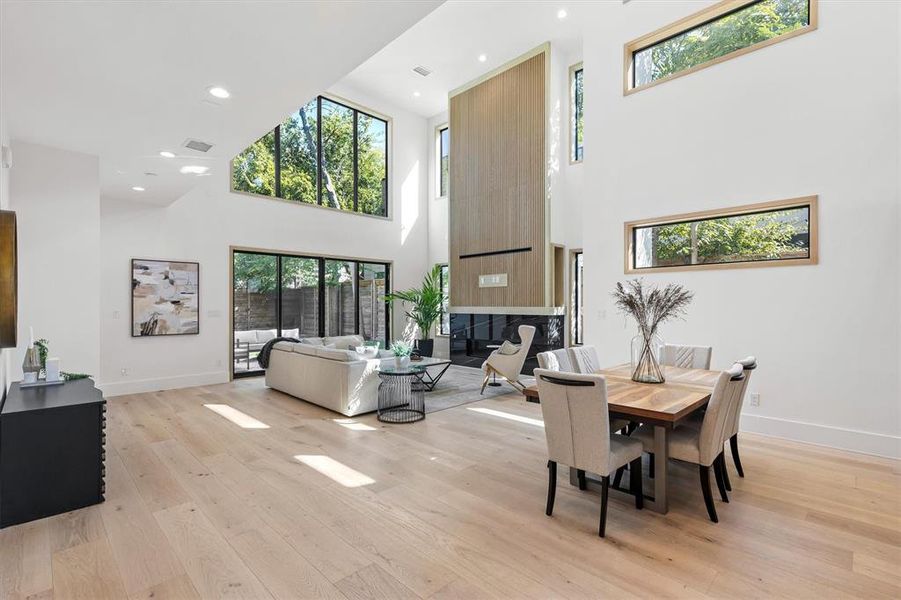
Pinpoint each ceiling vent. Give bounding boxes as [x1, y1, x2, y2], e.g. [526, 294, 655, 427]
[183, 139, 213, 153]
[412, 65, 432, 77]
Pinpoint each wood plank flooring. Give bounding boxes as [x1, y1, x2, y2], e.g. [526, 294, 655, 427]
[1, 377, 898, 599]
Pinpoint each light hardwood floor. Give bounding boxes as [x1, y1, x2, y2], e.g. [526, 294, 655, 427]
[1, 378, 899, 599]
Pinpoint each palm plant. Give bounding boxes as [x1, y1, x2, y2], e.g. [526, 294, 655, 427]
[387, 265, 443, 342]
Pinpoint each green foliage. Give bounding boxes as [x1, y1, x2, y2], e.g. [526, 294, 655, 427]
[389, 340, 412, 357]
[636, 0, 809, 85]
[232, 96, 387, 216]
[61, 372, 91, 381]
[34, 338, 49, 371]
[653, 210, 806, 264]
[387, 265, 443, 340]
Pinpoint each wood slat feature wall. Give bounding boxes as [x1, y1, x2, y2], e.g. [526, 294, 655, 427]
[449, 50, 547, 308]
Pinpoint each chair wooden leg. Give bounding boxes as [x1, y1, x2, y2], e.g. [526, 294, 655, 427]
[713, 454, 729, 503]
[546, 460, 557, 516]
[598, 476, 610, 537]
[612, 466, 625, 489]
[480, 371, 490, 394]
[720, 450, 732, 491]
[730, 434, 745, 478]
[699, 465, 719, 523]
[577, 469, 587, 490]
[648, 453, 655, 479]
[630, 457, 643, 509]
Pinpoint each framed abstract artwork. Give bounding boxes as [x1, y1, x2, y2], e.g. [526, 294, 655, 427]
[131, 259, 199, 336]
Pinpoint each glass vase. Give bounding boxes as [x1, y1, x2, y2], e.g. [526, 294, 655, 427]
[630, 331, 664, 383]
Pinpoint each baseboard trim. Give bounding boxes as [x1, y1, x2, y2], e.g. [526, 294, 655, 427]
[740, 413, 900, 459]
[97, 371, 229, 397]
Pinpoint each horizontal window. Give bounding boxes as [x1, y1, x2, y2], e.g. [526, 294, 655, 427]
[625, 196, 817, 273]
[625, 0, 817, 93]
[232, 96, 388, 217]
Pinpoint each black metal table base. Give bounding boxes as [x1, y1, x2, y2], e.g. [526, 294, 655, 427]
[378, 372, 426, 423]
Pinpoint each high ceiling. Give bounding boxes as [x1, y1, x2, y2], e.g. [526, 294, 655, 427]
[340, 0, 585, 119]
[0, 0, 442, 205]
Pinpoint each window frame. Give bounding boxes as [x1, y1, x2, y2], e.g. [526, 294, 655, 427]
[437, 263, 449, 337]
[623, 0, 818, 95]
[623, 195, 818, 274]
[230, 94, 391, 219]
[230, 247, 391, 379]
[569, 63, 583, 164]
[570, 249, 583, 346]
[436, 124, 449, 198]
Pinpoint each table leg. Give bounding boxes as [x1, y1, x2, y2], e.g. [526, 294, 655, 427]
[646, 425, 669, 514]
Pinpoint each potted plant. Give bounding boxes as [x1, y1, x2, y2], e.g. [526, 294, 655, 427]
[386, 265, 443, 357]
[612, 279, 693, 384]
[389, 341, 412, 369]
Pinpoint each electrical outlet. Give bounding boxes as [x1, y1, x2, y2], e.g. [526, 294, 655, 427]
[120, 368, 128, 376]
[749, 393, 760, 407]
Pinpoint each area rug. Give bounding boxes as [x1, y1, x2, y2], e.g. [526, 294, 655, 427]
[424, 365, 535, 414]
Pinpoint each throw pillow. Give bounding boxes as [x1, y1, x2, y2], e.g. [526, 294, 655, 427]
[498, 340, 520, 355]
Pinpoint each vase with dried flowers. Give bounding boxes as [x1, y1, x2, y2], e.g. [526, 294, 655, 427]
[612, 279, 693, 383]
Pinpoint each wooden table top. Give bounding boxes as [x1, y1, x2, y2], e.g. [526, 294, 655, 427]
[523, 364, 718, 425]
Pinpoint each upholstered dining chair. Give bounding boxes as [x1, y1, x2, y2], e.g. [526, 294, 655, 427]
[659, 344, 713, 370]
[480, 325, 536, 394]
[680, 356, 757, 492]
[534, 369, 643, 537]
[536, 348, 575, 372]
[631, 363, 745, 523]
[567, 345, 601, 374]
[564, 345, 631, 434]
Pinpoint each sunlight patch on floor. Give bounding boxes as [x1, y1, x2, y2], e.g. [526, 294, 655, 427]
[294, 455, 376, 488]
[467, 407, 544, 427]
[204, 404, 270, 429]
[332, 418, 378, 431]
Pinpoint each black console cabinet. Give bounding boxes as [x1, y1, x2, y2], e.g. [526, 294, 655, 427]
[0, 379, 105, 528]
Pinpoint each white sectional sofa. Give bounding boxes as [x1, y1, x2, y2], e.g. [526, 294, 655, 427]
[264, 335, 391, 416]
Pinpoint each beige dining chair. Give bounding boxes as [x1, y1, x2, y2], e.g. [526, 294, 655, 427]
[659, 344, 713, 369]
[536, 348, 575, 372]
[534, 369, 643, 537]
[680, 356, 756, 492]
[632, 363, 745, 523]
[567, 345, 601, 374]
[480, 325, 536, 393]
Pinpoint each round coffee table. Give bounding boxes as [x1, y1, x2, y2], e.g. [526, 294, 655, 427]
[377, 366, 426, 423]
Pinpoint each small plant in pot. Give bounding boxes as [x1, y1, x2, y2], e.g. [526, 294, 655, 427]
[386, 265, 443, 357]
[389, 341, 413, 369]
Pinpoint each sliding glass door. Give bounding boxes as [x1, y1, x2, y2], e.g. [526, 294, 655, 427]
[232, 250, 390, 378]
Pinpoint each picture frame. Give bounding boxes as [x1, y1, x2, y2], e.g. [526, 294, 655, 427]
[131, 259, 200, 337]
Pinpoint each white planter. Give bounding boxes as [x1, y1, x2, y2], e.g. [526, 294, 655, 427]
[394, 356, 410, 369]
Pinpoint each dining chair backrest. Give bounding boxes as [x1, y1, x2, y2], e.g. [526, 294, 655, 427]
[567, 345, 601, 374]
[536, 348, 575, 372]
[726, 356, 757, 438]
[698, 363, 745, 465]
[660, 344, 713, 370]
[534, 369, 611, 474]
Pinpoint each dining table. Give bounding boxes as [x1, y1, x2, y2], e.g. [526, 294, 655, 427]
[522, 363, 719, 514]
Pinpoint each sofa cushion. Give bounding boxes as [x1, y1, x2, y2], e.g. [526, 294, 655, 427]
[324, 335, 365, 350]
[281, 328, 300, 338]
[315, 347, 360, 362]
[257, 329, 278, 343]
[235, 330, 258, 344]
[299, 337, 324, 346]
[272, 341, 294, 352]
[293, 343, 320, 356]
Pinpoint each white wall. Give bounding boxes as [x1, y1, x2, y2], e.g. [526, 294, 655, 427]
[0, 123, 10, 396]
[99, 87, 430, 396]
[425, 110, 450, 358]
[582, 1, 900, 457]
[9, 141, 101, 381]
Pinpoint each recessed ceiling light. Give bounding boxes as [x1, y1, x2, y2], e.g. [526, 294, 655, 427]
[208, 86, 230, 99]
[557, 8, 568, 19]
[159, 150, 175, 158]
[132, 186, 145, 192]
[478, 54, 487, 63]
[413, 91, 421, 97]
[180, 165, 209, 175]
